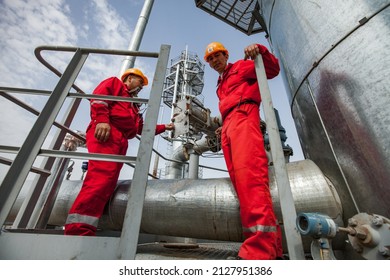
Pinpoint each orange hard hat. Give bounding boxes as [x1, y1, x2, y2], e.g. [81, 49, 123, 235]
[120, 68, 148, 86]
[204, 42, 229, 61]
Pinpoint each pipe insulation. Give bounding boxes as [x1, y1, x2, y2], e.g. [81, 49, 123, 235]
[9, 159, 343, 243]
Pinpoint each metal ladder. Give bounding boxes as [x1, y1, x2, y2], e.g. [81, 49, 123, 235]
[0, 44, 170, 259]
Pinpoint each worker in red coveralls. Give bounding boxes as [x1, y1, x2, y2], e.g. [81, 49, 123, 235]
[64, 68, 174, 236]
[204, 42, 283, 260]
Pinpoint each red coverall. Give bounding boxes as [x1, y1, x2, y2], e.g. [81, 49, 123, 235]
[65, 77, 165, 236]
[218, 44, 282, 259]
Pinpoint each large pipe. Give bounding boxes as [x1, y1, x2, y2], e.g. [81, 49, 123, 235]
[9, 160, 343, 245]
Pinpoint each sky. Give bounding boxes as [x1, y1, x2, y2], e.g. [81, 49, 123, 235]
[0, 0, 304, 182]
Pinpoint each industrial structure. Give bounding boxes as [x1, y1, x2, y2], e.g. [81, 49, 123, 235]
[0, 0, 389, 260]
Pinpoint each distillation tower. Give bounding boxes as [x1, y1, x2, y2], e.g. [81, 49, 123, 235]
[162, 48, 221, 179]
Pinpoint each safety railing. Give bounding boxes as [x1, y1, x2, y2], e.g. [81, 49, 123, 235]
[254, 56, 305, 260]
[0, 44, 171, 260]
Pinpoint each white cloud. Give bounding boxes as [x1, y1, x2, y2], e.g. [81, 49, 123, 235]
[90, 0, 132, 50]
[0, 0, 78, 88]
[0, 98, 35, 146]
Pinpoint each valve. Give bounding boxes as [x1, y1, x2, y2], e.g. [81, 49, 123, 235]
[298, 212, 390, 260]
[297, 212, 337, 239]
[296, 212, 338, 260]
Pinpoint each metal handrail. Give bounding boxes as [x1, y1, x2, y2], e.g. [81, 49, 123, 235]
[0, 46, 161, 231]
[0, 156, 51, 177]
[34, 45, 159, 93]
[255, 56, 305, 259]
[0, 89, 85, 142]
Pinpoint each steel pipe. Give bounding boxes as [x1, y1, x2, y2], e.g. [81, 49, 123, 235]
[9, 160, 342, 246]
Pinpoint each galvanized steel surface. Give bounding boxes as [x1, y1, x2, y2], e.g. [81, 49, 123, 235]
[260, 0, 390, 219]
[33, 159, 342, 242]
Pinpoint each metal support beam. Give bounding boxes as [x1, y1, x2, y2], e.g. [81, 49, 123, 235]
[0, 156, 51, 177]
[0, 231, 119, 259]
[117, 44, 171, 259]
[254, 56, 305, 260]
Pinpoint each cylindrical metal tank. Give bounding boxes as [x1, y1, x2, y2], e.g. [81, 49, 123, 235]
[260, 0, 390, 219]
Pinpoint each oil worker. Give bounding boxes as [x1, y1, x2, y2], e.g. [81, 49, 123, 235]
[64, 68, 174, 236]
[204, 42, 282, 260]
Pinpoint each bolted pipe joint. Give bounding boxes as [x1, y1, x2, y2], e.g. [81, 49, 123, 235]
[372, 215, 384, 227]
[345, 213, 390, 260]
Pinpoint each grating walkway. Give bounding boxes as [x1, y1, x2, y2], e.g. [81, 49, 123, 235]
[135, 242, 241, 260]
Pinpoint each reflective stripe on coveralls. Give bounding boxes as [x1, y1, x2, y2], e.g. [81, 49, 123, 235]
[65, 213, 99, 228]
[221, 102, 281, 260]
[243, 224, 277, 233]
[91, 100, 109, 107]
[64, 77, 139, 236]
[215, 44, 282, 259]
[64, 124, 128, 236]
[64, 77, 167, 236]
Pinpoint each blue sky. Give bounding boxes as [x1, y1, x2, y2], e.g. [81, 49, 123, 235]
[0, 0, 304, 181]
